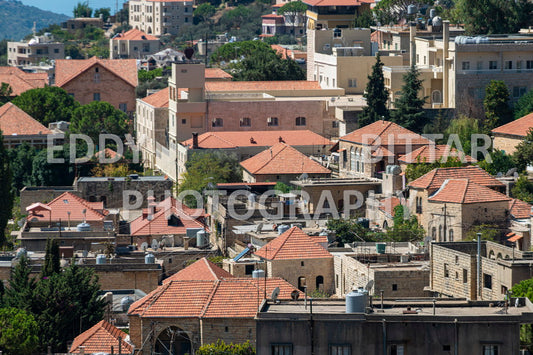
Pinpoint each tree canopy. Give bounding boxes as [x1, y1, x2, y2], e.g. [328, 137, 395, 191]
[387, 205, 425, 242]
[392, 64, 427, 132]
[0, 307, 39, 355]
[0, 132, 13, 248]
[70, 101, 129, 144]
[477, 150, 515, 176]
[73, 1, 92, 18]
[358, 54, 389, 127]
[514, 88, 533, 120]
[197, 340, 256, 355]
[483, 80, 512, 132]
[511, 176, 533, 204]
[513, 128, 533, 173]
[404, 156, 464, 182]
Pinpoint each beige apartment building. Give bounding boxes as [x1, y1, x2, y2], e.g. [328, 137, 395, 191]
[8, 35, 64, 66]
[110, 28, 161, 59]
[129, 0, 193, 36]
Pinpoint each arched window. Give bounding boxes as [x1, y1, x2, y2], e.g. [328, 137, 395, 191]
[296, 116, 306, 126]
[155, 326, 191, 355]
[350, 147, 356, 172]
[432, 90, 442, 104]
[438, 225, 443, 241]
[449, 229, 454, 242]
[431, 227, 436, 240]
[355, 148, 360, 172]
[316, 275, 324, 290]
[383, 220, 389, 229]
[298, 276, 306, 292]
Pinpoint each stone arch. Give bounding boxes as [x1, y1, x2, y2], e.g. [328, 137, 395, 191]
[155, 326, 192, 355]
[316, 275, 324, 290]
[489, 250, 495, 259]
[298, 276, 306, 292]
[432, 90, 442, 104]
[147, 26, 153, 34]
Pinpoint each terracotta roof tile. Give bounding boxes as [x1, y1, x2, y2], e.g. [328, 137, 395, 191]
[26, 191, 107, 222]
[163, 257, 233, 283]
[0, 66, 48, 96]
[141, 87, 169, 108]
[340, 120, 430, 146]
[378, 196, 403, 217]
[204, 68, 233, 80]
[181, 130, 332, 149]
[113, 28, 158, 41]
[0, 103, 51, 136]
[492, 112, 533, 138]
[254, 226, 333, 260]
[240, 143, 331, 175]
[428, 179, 511, 204]
[398, 144, 476, 164]
[55, 57, 138, 88]
[69, 320, 133, 354]
[408, 166, 505, 190]
[509, 198, 532, 219]
[205, 80, 321, 92]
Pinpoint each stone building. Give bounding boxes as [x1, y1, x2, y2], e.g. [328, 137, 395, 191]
[0, 66, 48, 96]
[110, 28, 161, 59]
[492, 112, 533, 154]
[0, 102, 54, 149]
[55, 57, 138, 114]
[7, 34, 64, 67]
[62, 18, 104, 32]
[254, 226, 334, 294]
[128, 0, 193, 36]
[303, 0, 372, 30]
[69, 320, 134, 354]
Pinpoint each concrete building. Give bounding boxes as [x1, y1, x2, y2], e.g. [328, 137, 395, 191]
[55, 57, 138, 114]
[128, 0, 193, 36]
[430, 241, 533, 300]
[492, 112, 533, 154]
[0, 103, 54, 148]
[303, 0, 373, 30]
[7, 34, 64, 67]
[110, 28, 161, 59]
[256, 298, 533, 355]
[62, 18, 104, 32]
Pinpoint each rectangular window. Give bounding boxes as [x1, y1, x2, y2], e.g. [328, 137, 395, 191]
[54, 48, 59, 54]
[348, 79, 357, 87]
[271, 344, 292, 355]
[527, 60, 533, 69]
[513, 86, 527, 98]
[444, 263, 449, 278]
[119, 103, 127, 112]
[240, 117, 251, 127]
[489, 61, 498, 70]
[245, 264, 254, 275]
[462, 61, 470, 70]
[212, 118, 223, 127]
[463, 269, 467, 283]
[482, 345, 499, 355]
[517, 60, 523, 71]
[296, 117, 306, 126]
[267, 117, 278, 126]
[93, 93, 101, 101]
[392, 284, 398, 291]
[484, 273, 492, 290]
[477, 61, 483, 70]
[330, 344, 351, 355]
[504, 61, 512, 69]
[389, 344, 404, 355]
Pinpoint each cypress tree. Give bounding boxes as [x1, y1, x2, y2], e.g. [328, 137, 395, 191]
[392, 64, 427, 132]
[0, 131, 13, 248]
[4, 255, 35, 311]
[358, 53, 390, 127]
[42, 238, 61, 278]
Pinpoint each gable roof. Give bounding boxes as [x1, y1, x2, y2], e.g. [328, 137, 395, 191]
[340, 120, 430, 146]
[303, 0, 373, 6]
[163, 257, 233, 284]
[26, 191, 107, 222]
[205, 68, 233, 80]
[398, 144, 476, 164]
[0, 103, 51, 136]
[491, 112, 533, 138]
[205, 80, 321, 92]
[0, 66, 48, 96]
[69, 320, 133, 354]
[140, 87, 169, 108]
[240, 143, 331, 176]
[113, 28, 158, 41]
[428, 179, 511, 204]
[181, 130, 332, 149]
[509, 198, 532, 219]
[254, 226, 333, 260]
[55, 57, 138, 88]
[129, 196, 208, 236]
[378, 196, 403, 217]
[408, 166, 505, 190]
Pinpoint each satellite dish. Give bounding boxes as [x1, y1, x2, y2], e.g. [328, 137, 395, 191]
[365, 280, 374, 292]
[256, 223, 263, 234]
[151, 239, 159, 250]
[140, 242, 149, 251]
[291, 290, 300, 300]
[299, 173, 309, 181]
[184, 47, 194, 60]
[506, 168, 517, 177]
[82, 250, 89, 257]
[271, 287, 280, 302]
[17, 218, 26, 227]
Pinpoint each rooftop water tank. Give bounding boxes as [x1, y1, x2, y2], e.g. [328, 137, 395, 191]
[432, 16, 442, 27]
[278, 224, 290, 235]
[145, 253, 155, 264]
[407, 4, 417, 15]
[252, 269, 265, 278]
[96, 254, 107, 265]
[77, 222, 91, 232]
[346, 288, 368, 313]
[197, 230, 208, 248]
[121, 296, 134, 312]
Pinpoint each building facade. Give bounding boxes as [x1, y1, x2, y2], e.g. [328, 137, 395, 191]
[7, 35, 64, 67]
[110, 28, 161, 59]
[129, 0, 193, 36]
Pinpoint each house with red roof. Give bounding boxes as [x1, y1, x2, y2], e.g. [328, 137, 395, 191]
[110, 28, 161, 59]
[0, 66, 48, 96]
[398, 144, 476, 169]
[506, 198, 533, 251]
[0, 102, 54, 148]
[240, 143, 331, 183]
[55, 57, 138, 113]
[492, 112, 533, 154]
[127, 257, 301, 353]
[338, 120, 431, 179]
[69, 319, 133, 354]
[254, 226, 334, 294]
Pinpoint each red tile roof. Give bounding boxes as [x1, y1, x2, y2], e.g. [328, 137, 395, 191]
[163, 257, 233, 284]
[113, 28, 158, 41]
[271, 44, 290, 59]
[26, 192, 107, 222]
[408, 166, 505, 190]
[428, 179, 510, 204]
[492, 112, 533, 138]
[340, 120, 430, 146]
[128, 278, 301, 318]
[205, 68, 233, 80]
[140, 87, 169, 108]
[94, 148, 122, 161]
[0, 103, 51, 136]
[129, 196, 208, 236]
[0, 66, 48, 96]
[509, 198, 532, 219]
[240, 143, 331, 176]
[254, 226, 333, 260]
[205, 80, 321, 92]
[304, 0, 373, 6]
[378, 196, 403, 217]
[181, 130, 332, 149]
[69, 320, 133, 354]
[55, 57, 138, 88]
[398, 144, 476, 164]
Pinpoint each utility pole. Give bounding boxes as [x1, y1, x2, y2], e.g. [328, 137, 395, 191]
[477, 232, 482, 300]
[443, 204, 447, 241]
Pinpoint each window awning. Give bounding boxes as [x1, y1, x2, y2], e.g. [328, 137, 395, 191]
[508, 234, 523, 242]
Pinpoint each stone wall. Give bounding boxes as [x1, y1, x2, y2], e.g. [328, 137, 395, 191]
[270, 257, 334, 294]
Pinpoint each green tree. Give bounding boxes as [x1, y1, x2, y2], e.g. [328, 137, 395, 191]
[387, 205, 425, 242]
[197, 340, 256, 355]
[391, 64, 427, 132]
[464, 224, 499, 241]
[511, 278, 533, 351]
[11, 86, 80, 127]
[405, 156, 464, 182]
[8, 143, 37, 192]
[444, 115, 482, 159]
[0, 308, 39, 355]
[41, 238, 60, 278]
[3, 255, 36, 311]
[70, 101, 129, 144]
[477, 150, 515, 176]
[278, 1, 307, 37]
[73, 1, 92, 18]
[513, 128, 533, 173]
[0, 133, 13, 247]
[0, 82, 12, 106]
[511, 175, 533, 204]
[483, 80, 512, 132]
[93, 8, 110, 22]
[353, 8, 375, 28]
[194, 3, 216, 25]
[514, 88, 533, 120]
[274, 182, 292, 194]
[358, 54, 389, 127]
[326, 218, 384, 245]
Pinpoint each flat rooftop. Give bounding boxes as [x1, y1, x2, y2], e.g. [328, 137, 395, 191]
[76, 176, 170, 182]
[291, 177, 381, 187]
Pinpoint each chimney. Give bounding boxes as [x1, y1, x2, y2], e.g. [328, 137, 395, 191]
[409, 22, 417, 67]
[192, 132, 199, 149]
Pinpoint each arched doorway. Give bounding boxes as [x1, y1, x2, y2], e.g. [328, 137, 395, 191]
[298, 276, 306, 292]
[316, 275, 324, 291]
[155, 326, 192, 355]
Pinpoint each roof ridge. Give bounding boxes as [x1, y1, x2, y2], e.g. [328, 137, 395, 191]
[139, 281, 172, 317]
[200, 280, 221, 318]
[57, 57, 98, 87]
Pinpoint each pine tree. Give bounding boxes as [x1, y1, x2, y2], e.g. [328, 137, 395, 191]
[483, 80, 512, 132]
[0, 132, 13, 248]
[358, 53, 390, 127]
[41, 238, 60, 278]
[4, 255, 36, 311]
[392, 65, 427, 132]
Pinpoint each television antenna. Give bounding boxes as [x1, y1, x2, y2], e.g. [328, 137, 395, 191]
[365, 280, 374, 292]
